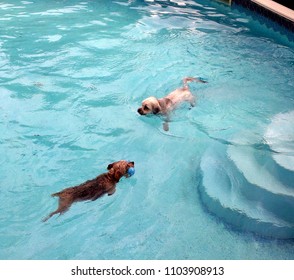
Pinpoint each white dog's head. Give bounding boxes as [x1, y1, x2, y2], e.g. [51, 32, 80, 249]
[137, 97, 161, 115]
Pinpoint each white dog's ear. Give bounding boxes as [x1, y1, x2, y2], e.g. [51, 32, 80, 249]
[152, 105, 160, 114]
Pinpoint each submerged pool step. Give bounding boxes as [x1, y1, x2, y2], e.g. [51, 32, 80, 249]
[227, 144, 294, 225]
[264, 111, 294, 173]
[227, 145, 294, 198]
[199, 145, 294, 239]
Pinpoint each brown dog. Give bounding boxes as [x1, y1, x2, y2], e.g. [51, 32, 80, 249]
[43, 160, 135, 222]
[137, 77, 207, 131]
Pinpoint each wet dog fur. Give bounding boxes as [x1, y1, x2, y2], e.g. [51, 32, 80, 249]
[43, 160, 134, 222]
[137, 77, 207, 131]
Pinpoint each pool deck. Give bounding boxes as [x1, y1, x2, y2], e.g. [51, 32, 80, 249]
[252, 0, 294, 22]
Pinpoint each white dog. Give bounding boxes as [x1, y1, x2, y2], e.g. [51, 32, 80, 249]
[137, 77, 207, 131]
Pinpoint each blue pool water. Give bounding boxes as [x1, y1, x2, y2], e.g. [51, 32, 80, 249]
[0, 0, 293, 259]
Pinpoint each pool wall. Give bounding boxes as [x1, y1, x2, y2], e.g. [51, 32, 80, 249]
[231, 0, 294, 32]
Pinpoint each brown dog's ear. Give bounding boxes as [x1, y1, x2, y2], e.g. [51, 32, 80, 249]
[107, 163, 113, 170]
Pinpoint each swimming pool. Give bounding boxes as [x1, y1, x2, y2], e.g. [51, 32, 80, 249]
[0, 0, 293, 259]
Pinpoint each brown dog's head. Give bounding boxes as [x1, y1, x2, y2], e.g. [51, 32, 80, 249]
[137, 97, 161, 115]
[107, 160, 135, 181]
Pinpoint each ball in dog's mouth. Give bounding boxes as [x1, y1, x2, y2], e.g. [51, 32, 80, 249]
[127, 167, 135, 177]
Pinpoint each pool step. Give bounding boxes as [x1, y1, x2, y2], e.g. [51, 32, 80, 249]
[227, 144, 294, 225]
[199, 144, 294, 239]
[264, 111, 294, 172]
[227, 145, 294, 198]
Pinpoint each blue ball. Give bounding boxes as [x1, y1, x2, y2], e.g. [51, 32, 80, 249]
[127, 167, 135, 177]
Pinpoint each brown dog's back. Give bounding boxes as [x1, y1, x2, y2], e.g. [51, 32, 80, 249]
[43, 174, 111, 222]
[51, 174, 109, 201]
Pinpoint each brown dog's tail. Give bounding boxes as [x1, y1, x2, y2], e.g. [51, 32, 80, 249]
[182, 77, 207, 88]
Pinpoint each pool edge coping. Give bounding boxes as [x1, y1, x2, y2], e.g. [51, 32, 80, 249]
[252, 0, 294, 23]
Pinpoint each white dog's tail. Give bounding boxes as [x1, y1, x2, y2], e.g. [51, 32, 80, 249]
[182, 77, 207, 88]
